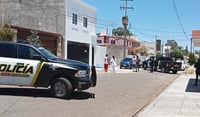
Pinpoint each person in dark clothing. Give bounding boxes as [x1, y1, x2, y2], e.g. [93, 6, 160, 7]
[194, 59, 200, 86]
[149, 57, 154, 73]
[136, 55, 140, 72]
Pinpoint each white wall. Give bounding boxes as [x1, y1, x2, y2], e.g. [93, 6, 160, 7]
[65, 0, 96, 43]
[95, 46, 106, 68]
[65, 0, 97, 65]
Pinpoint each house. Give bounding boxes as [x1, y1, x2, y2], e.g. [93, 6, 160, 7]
[0, 0, 97, 65]
[97, 35, 139, 65]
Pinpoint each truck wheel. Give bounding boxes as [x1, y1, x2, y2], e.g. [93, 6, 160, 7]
[51, 77, 72, 99]
[161, 68, 166, 73]
[143, 64, 147, 70]
[172, 70, 177, 74]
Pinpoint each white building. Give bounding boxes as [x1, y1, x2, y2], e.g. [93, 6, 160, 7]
[65, 0, 97, 65]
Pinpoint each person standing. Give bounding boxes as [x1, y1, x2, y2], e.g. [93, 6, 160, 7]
[110, 55, 117, 73]
[136, 55, 140, 72]
[110, 56, 117, 73]
[194, 59, 200, 86]
[132, 55, 137, 72]
[104, 54, 109, 72]
[149, 57, 154, 73]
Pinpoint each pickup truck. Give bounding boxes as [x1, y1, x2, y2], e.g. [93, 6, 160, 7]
[0, 41, 97, 99]
[156, 56, 182, 74]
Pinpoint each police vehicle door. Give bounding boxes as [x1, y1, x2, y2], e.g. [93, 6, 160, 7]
[0, 57, 15, 84]
[13, 45, 43, 86]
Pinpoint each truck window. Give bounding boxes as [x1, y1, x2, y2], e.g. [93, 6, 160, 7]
[17, 45, 40, 60]
[0, 43, 16, 58]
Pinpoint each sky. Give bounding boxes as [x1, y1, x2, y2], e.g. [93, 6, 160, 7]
[82, 0, 200, 50]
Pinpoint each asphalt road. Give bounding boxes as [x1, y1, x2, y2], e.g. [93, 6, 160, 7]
[0, 69, 180, 117]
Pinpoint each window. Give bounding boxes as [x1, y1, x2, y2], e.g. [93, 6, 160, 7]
[97, 40, 102, 43]
[111, 40, 115, 44]
[83, 17, 88, 28]
[0, 43, 16, 58]
[17, 45, 40, 60]
[72, 13, 78, 25]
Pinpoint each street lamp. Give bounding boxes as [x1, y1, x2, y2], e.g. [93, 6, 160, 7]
[122, 16, 128, 59]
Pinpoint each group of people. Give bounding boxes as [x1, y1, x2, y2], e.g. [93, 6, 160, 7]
[104, 54, 117, 73]
[132, 54, 140, 72]
[104, 54, 141, 73]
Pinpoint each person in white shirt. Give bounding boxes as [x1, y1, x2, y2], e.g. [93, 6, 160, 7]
[110, 55, 117, 73]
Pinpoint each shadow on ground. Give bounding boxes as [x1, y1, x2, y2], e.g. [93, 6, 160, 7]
[185, 78, 200, 92]
[0, 87, 95, 100]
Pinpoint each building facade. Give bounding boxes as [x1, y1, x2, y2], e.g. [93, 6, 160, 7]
[0, 0, 97, 65]
[97, 35, 139, 65]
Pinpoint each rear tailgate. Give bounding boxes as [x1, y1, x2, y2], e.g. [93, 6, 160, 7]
[173, 62, 182, 70]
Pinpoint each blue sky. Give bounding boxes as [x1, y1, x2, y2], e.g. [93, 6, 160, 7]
[82, 0, 200, 49]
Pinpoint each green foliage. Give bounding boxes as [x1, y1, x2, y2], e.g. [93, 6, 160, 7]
[156, 51, 162, 58]
[0, 24, 14, 41]
[27, 30, 41, 46]
[188, 53, 196, 65]
[170, 50, 183, 59]
[112, 27, 133, 37]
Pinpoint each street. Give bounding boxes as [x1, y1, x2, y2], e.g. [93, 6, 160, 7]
[0, 69, 180, 117]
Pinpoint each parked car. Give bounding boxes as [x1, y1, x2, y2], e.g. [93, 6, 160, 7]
[176, 59, 189, 71]
[120, 58, 132, 69]
[142, 56, 157, 71]
[139, 56, 148, 67]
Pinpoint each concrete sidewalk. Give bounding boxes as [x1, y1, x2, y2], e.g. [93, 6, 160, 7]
[137, 71, 200, 117]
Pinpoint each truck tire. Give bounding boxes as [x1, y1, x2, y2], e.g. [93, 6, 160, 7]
[51, 77, 72, 99]
[161, 67, 166, 73]
[172, 70, 177, 74]
[143, 64, 147, 70]
[91, 65, 97, 87]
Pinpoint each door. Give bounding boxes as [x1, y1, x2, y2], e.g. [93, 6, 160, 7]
[0, 57, 15, 84]
[13, 45, 43, 86]
[0, 43, 17, 84]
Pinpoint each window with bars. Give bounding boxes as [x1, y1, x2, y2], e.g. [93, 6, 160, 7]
[72, 13, 78, 25]
[83, 17, 88, 28]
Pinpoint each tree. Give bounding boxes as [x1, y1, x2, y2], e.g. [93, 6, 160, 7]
[27, 30, 41, 46]
[135, 45, 148, 56]
[165, 40, 178, 50]
[112, 27, 133, 37]
[188, 53, 196, 65]
[0, 24, 14, 41]
[170, 51, 183, 59]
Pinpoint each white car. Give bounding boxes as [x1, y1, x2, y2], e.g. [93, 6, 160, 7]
[176, 59, 188, 71]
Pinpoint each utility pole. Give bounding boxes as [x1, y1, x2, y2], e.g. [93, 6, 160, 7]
[120, 0, 133, 59]
[190, 38, 193, 53]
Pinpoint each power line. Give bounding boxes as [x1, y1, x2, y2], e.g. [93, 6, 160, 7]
[172, 0, 188, 40]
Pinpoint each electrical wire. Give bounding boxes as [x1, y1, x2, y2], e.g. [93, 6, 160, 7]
[172, 0, 188, 40]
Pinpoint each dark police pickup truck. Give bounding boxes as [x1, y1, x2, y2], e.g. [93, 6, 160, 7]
[0, 41, 97, 99]
[156, 56, 182, 74]
[143, 56, 182, 74]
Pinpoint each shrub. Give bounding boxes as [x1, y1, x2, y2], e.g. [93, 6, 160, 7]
[188, 53, 196, 65]
[0, 24, 14, 41]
